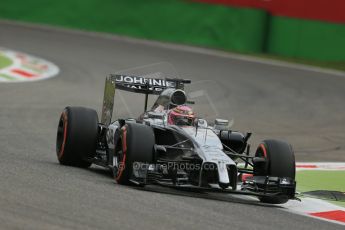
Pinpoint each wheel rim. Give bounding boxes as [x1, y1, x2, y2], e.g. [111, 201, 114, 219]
[258, 144, 267, 158]
[254, 143, 268, 176]
[114, 149, 122, 176]
[56, 112, 68, 159]
[115, 126, 128, 181]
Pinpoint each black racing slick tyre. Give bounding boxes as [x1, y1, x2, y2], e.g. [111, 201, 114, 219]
[254, 139, 295, 204]
[56, 106, 99, 168]
[114, 123, 155, 185]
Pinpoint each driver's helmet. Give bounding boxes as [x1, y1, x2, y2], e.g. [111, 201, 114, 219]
[168, 105, 196, 126]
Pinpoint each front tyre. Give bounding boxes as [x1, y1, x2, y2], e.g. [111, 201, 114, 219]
[254, 139, 295, 204]
[56, 106, 99, 167]
[114, 123, 155, 185]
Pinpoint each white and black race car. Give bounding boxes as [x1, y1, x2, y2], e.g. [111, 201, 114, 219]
[56, 64, 296, 204]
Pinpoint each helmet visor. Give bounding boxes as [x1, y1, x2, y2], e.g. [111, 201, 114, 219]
[173, 116, 194, 126]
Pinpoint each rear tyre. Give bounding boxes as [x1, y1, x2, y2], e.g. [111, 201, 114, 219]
[56, 106, 99, 167]
[114, 123, 155, 185]
[254, 139, 295, 204]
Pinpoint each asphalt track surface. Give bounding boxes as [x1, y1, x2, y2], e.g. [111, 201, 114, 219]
[0, 21, 344, 230]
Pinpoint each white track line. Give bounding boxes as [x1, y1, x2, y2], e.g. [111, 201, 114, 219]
[282, 198, 345, 226]
[282, 162, 345, 225]
[296, 162, 345, 171]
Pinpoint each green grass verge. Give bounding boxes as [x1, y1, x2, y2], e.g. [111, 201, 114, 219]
[0, 54, 12, 69]
[297, 170, 345, 207]
[0, 73, 15, 80]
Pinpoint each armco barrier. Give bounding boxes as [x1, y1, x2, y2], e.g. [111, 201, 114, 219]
[267, 16, 345, 61]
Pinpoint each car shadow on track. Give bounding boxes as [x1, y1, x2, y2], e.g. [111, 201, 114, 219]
[133, 185, 280, 208]
[51, 162, 281, 209]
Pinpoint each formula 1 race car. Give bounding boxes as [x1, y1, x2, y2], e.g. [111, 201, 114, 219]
[56, 64, 296, 204]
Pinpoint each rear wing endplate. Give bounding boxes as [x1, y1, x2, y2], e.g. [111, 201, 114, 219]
[101, 76, 116, 126]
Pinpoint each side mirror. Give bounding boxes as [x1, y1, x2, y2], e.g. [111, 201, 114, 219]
[196, 119, 208, 128]
[214, 119, 229, 131]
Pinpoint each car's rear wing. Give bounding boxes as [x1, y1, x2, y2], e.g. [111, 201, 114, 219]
[110, 74, 190, 94]
[101, 74, 191, 125]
